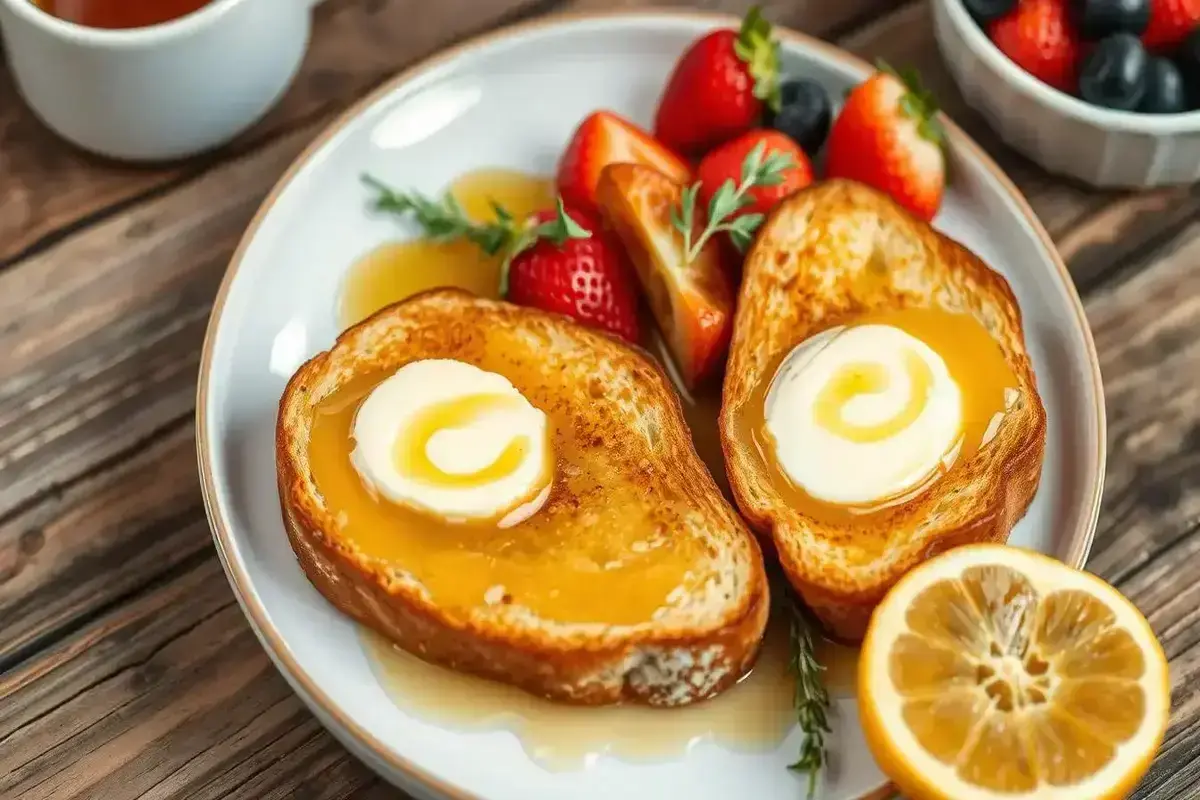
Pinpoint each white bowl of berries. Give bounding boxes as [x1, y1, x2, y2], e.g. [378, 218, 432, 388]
[932, 0, 1200, 188]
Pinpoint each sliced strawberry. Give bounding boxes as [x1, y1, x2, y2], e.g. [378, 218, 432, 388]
[654, 6, 782, 156]
[595, 163, 734, 388]
[556, 110, 691, 216]
[697, 129, 813, 223]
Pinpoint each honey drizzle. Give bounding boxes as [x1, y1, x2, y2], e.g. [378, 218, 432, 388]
[393, 393, 541, 489]
[340, 168, 555, 329]
[814, 352, 934, 443]
[361, 618, 859, 771]
[310, 367, 704, 625]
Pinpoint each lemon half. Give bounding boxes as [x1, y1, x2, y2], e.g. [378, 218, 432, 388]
[859, 544, 1170, 800]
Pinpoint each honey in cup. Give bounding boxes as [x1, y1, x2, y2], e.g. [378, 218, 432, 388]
[33, 0, 213, 29]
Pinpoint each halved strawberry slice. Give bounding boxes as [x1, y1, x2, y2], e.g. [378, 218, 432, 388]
[557, 111, 692, 216]
[595, 163, 734, 389]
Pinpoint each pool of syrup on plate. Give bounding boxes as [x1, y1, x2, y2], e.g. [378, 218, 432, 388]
[341, 167, 859, 769]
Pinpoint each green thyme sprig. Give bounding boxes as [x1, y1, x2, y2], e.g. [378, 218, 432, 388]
[782, 590, 832, 799]
[361, 174, 589, 293]
[669, 140, 793, 262]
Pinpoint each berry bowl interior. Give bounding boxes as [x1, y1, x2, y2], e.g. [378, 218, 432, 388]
[931, 0, 1200, 188]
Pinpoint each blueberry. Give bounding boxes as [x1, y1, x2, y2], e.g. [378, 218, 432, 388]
[963, 0, 1017, 25]
[1079, 33, 1149, 110]
[1176, 27, 1200, 108]
[1070, 0, 1150, 40]
[1139, 57, 1187, 113]
[767, 79, 832, 155]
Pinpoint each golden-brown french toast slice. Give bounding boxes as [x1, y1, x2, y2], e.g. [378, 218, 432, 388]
[278, 289, 768, 705]
[719, 180, 1046, 641]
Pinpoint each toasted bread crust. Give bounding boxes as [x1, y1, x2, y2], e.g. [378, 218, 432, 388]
[278, 289, 768, 705]
[719, 180, 1047, 641]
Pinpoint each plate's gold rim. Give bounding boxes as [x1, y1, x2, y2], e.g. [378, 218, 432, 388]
[194, 8, 1106, 800]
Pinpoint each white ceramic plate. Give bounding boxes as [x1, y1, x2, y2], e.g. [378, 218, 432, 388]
[196, 11, 1106, 800]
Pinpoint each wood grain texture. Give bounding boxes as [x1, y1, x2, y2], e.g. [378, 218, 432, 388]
[1, 0, 1199, 797]
[1082, 226, 1200, 800]
[0, 558, 382, 800]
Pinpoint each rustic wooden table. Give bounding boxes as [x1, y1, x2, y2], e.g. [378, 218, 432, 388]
[0, 1, 1197, 798]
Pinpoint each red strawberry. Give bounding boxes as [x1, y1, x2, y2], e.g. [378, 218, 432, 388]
[1143, 0, 1200, 50]
[696, 129, 814, 223]
[557, 110, 691, 215]
[654, 6, 781, 156]
[361, 176, 639, 341]
[504, 205, 640, 342]
[824, 66, 946, 222]
[988, 0, 1080, 93]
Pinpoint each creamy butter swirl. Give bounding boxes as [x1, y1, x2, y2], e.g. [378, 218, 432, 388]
[763, 324, 963, 506]
[350, 359, 553, 527]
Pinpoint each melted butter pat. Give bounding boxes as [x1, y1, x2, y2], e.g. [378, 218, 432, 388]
[741, 307, 1018, 538]
[361, 616, 859, 770]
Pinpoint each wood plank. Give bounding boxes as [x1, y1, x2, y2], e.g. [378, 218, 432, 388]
[0, 423, 206, 663]
[0, 0, 549, 268]
[0, 558, 383, 800]
[1057, 185, 1200, 292]
[1078, 226, 1200, 799]
[0, 125, 315, 520]
[1083, 225, 1200, 606]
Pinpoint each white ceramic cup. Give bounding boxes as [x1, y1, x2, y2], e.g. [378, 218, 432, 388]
[0, 0, 321, 161]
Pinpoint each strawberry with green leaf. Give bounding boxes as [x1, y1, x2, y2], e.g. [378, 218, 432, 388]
[364, 175, 640, 342]
[824, 63, 946, 222]
[692, 130, 812, 254]
[653, 5, 783, 156]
